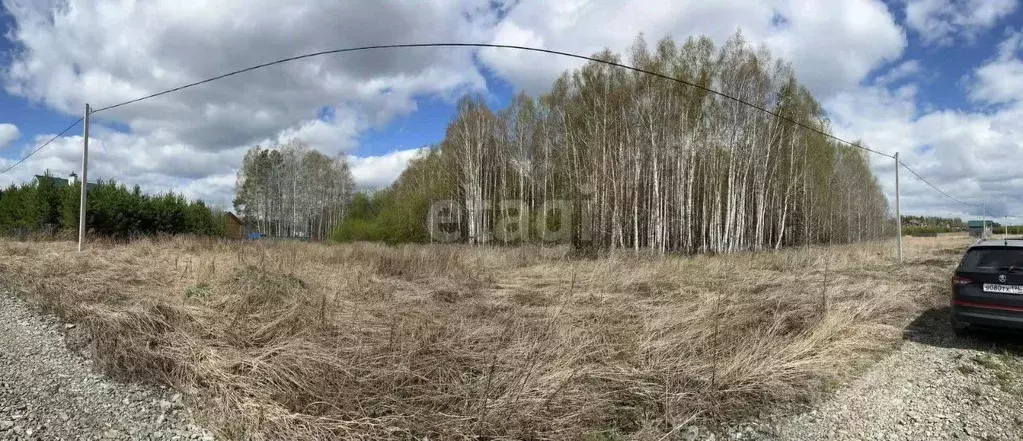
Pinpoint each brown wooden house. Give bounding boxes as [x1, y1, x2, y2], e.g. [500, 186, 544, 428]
[226, 212, 244, 240]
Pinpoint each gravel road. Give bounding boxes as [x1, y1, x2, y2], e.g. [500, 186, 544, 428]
[0, 291, 212, 441]
[774, 307, 1023, 441]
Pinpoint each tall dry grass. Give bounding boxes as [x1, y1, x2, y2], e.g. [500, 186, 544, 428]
[0, 235, 970, 440]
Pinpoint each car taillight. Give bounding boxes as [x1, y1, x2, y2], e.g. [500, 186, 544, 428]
[952, 275, 974, 285]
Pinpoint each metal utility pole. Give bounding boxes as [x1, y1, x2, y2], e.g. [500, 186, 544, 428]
[895, 152, 902, 263]
[78, 104, 90, 252]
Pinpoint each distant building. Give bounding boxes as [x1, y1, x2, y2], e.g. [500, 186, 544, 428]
[967, 220, 993, 238]
[33, 173, 72, 187]
[33, 172, 97, 189]
[225, 212, 244, 240]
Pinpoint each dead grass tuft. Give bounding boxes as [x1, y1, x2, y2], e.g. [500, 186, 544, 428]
[0, 234, 972, 439]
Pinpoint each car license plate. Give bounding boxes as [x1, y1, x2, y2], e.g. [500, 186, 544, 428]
[983, 284, 1023, 295]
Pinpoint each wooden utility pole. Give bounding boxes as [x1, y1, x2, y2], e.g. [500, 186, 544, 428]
[78, 104, 90, 252]
[983, 202, 988, 239]
[895, 152, 902, 262]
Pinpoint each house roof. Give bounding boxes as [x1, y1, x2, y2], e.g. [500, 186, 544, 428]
[34, 174, 98, 189]
[226, 212, 243, 224]
[34, 175, 69, 187]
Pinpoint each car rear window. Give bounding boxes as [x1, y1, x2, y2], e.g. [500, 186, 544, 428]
[961, 247, 1023, 270]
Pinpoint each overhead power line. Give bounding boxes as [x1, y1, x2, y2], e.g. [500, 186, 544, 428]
[0, 118, 83, 176]
[898, 160, 980, 208]
[8, 40, 960, 203]
[5, 43, 898, 178]
[88, 42, 890, 158]
[4, 43, 894, 176]
[0, 41, 985, 249]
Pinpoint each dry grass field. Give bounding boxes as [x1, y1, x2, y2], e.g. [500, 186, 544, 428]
[0, 235, 971, 440]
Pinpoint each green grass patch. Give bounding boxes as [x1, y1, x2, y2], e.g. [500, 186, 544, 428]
[973, 353, 1023, 395]
[184, 282, 212, 300]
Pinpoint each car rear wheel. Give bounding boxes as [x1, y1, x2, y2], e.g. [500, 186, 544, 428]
[951, 318, 970, 337]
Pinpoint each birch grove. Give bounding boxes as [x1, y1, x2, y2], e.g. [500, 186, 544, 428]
[392, 33, 890, 252]
[234, 139, 355, 240]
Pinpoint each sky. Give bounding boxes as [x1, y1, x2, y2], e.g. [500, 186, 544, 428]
[0, 0, 1022, 221]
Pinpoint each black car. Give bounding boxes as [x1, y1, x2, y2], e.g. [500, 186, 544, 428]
[951, 239, 1023, 335]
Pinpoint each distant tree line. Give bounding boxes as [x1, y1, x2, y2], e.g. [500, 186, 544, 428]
[233, 139, 355, 240]
[978, 222, 1023, 235]
[331, 32, 890, 252]
[1000, 226, 1023, 235]
[901, 215, 966, 231]
[902, 226, 951, 236]
[0, 174, 226, 238]
[899, 216, 1023, 236]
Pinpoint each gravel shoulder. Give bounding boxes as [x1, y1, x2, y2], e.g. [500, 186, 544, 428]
[776, 306, 1023, 441]
[0, 291, 212, 441]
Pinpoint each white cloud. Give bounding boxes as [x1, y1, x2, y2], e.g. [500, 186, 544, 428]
[0, 130, 426, 208]
[1, 0, 493, 204]
[762, 0, 906, 95]
[0, 126, 247, 207]
[0, 124, 19, 149]
[971, 60, 1023, 105]
[875, 60, 923, 85]
[0, 0, 910, 207]
[481, 0, 905, 97]
[969, 29, 1023, 104]
[905, 0, 1018, 46]
[271, 109, 363, 157]
[349, 149, 426, 190]
[3, 0, 494, 149]
[826, 79, 1023, 219]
